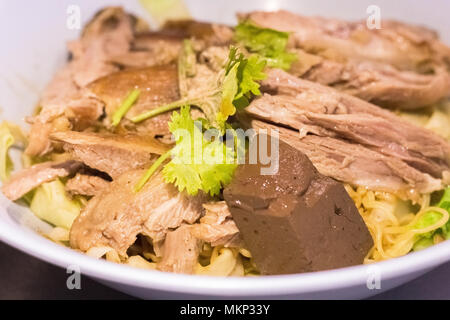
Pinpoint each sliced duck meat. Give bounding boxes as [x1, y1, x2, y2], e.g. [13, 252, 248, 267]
[157, 225, 202, 274]
[65, 173, 110, 197]
[70, 170, 204, 256]
[25, 7, 137, 157]
[108, 50, 177, 68]
[25, 122, 55, 157]
[2, 161, 82, 201]
[69, 7, 135, 87]
[250, 119, 442, 200]
[246, 69, 450, 179]
[223, 134, 373, 275]
[241, 10, 450, 72]
[240, 11, 450, 109]
[161, 20, 233, 46]
[118, 20, 232, 69]
[50, 131, 170, 179]
[87, 65, 180, 135]
[25, 66, 104, 157]
[298, 58, 450, 110]
[191, 201, 242, 247]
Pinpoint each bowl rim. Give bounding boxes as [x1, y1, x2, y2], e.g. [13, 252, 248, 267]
[1, 205, 449, 297]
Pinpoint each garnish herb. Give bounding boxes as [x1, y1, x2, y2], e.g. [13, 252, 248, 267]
[111, 89, 141, 127]
[234, 21, 297, 71]
[134, 47, 264, 195]
[132, 47, 266, 131]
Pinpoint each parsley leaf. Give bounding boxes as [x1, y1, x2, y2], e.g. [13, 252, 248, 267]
[234, 21, 297, 70]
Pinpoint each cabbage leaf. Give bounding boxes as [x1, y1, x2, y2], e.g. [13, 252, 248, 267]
[413, 188, 450, 251]
[30, 179, 81, 229]
[0, 122, 26, 182]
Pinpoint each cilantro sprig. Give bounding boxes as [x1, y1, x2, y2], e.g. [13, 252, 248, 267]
[131, 46, 266, 131]
[135, 106, 237, 196]
[234, 21, 297, 71]
[134, 46, 267, 195]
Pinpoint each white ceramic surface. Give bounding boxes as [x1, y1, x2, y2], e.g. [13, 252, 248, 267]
[0, 0, 449, 299]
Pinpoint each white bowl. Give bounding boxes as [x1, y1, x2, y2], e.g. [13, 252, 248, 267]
[0, 0, 449, 299]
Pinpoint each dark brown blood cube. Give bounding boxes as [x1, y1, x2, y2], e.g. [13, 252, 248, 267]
[223, 135, 373, 275]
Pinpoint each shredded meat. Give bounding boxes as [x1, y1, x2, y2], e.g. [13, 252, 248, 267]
[68, 7, 134, 87]
[2, 161, 82, 201]
[157, 225, 202, 274]
[65, 173, 110, 197]
[240, 69, 450, 199]
[250, 119, 442, 200]
[240, 10, 450, 109]
[50, 131, 170, 179]
[249, 69, 450, 178]
[191, 201, 241, 247]
[69, 171, 205, 256]
[25, 7, 137, 157]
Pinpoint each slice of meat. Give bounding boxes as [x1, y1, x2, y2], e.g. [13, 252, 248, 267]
[87, 65, 180, 135]
[69, 7, 134, 87]
[157, 225, 202, 274]
[69, 170, 204, 256]
[326, 62, 450, 110]
[50, 131, 170, 179]
[25, 7, 135, 157]
[191, 201, 241, 247]
[108, 51, 176, 68]
[250, 119, 442, 200]
[120, 20, 232, 69]
[65, 173, 110, 197]
[25, 122, 55, 157]
[223, 134, 373, 275]
[25, 66, 104, 157]
[161, 20, 233, 46]
[1, 161, 82, 201]
[298, 58, 450, 110]
[241, 10, 450, 72]
[248, 69, 450, 179]
[241, 11, 450, 109]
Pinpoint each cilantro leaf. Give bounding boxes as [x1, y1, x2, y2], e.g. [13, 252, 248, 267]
[136, 106, 238, 196]
[164, 106, 238, 196]
[234, 54, 267, 108]
[234, 21, 297, 70]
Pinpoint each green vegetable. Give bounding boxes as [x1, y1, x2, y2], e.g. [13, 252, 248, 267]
[111, 89, 141, 127]
[0, 122, 26, 182]
[134, 150, 172, 193]
[229, 49, 267, 110]
[132, 47, 266, 130]
[234, 21, 297, 70]
[30, 179, 81, 229]
[136, 106, 237, 196]
[437, 188, 450, 239]
[412, 237, 434, 251]
[413, 187, 450, 251]
[139, 0, 191, 27]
